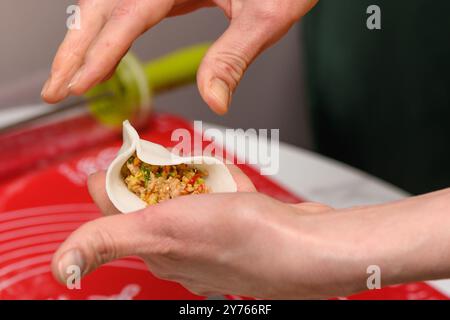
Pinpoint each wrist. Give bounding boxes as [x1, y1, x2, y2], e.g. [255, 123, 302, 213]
[350, 189, 450, 288]
[281, 212, 369, 298]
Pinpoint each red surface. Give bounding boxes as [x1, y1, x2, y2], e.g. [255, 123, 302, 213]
[0, 113, 447, 300]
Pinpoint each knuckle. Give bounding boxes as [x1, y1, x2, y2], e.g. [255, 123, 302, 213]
[110, 0, 136, 20]
[85, 224, 118, 265]
[253, 2, 284, 23]
[135, 210, 184, 260]
[251, 1, 299, 27]
[213, 51, 248, 90]
[52, 47, 83, 75]
[143, 208, 179, 239]
[151, 237, 182, 260]
[50, 61, 66, 77]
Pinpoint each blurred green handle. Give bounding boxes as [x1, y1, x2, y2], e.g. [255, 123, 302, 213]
[86, 44, 210, 126]
[145, 43, 210, 94]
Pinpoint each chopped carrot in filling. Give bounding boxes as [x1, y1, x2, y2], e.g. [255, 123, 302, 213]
[121, 153, 210, 205]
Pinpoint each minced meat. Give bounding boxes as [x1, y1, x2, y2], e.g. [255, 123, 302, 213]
[121, 153, 209, 205]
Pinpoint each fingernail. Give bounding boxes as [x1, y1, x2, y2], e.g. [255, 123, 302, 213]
[57, 249, 85, 282]
[41, 77, 51, 98]
[68, 68, 83, 90]
[210, 78, 231, 112]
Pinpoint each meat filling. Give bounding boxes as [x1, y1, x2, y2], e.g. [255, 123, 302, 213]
[121, 153, 210, 205]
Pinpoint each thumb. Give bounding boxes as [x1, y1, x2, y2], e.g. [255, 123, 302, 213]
[51, 211, 149, 284]
[197, 9, 291, 115]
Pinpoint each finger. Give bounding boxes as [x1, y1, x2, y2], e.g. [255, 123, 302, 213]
[51, 211, 151, 284]
[87, 171, 120, 216]
[99, 60, 120, 83]
[68, 0, 175, 96]
[42, 0, 117, 103]
[197, 5, 294, 114]
[226, 165, 256, 192]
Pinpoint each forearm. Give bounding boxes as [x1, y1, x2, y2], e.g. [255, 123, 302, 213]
[364, 188, 450, 286]
[288, 188, 450, 298]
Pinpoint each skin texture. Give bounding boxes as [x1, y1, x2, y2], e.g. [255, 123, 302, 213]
[41, 0, 319, 114]
[52, 166, 450, 299]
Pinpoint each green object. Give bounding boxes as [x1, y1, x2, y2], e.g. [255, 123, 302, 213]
[145, 43, 210, 94]
[86, 43, 210, 127]
[303, 0, 450, 194]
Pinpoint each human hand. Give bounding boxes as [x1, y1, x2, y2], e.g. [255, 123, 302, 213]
[53, 162, 450, 298]
[41, 0, 319, 114]
[52, 165, 341, 299]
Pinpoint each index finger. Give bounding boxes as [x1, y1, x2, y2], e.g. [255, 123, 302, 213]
[41, 0, 117, 103]
[88, 171, 121, 216]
